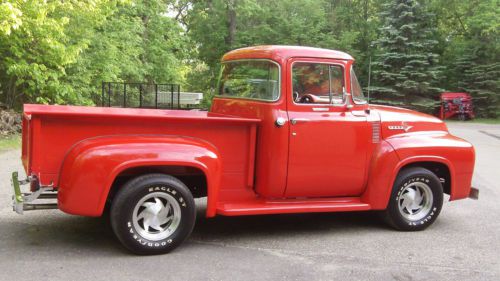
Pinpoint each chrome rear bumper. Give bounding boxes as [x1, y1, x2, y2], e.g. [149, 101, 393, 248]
[11, 172, 58, 214]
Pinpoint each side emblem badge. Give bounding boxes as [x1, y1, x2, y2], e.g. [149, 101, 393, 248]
[388, 122, 413, 132]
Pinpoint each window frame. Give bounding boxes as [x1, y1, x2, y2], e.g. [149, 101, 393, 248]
[350, 67, 367, 105]
[216, 59, 282, 103]
[290, 60, 347, 107]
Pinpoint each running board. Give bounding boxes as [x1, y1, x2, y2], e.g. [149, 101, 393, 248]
[216, 197, 371, 216]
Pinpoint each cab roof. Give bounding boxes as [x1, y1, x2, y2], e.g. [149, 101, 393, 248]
[222, 45, 354, 63]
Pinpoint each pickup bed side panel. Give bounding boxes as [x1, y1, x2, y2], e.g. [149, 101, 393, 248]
[58, 136, 222, 217]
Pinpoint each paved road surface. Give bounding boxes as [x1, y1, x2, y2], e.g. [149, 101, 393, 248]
[0, 122, 498, 281]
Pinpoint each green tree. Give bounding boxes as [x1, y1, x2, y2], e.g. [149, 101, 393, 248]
[0, 0, 189, 108]
[0, 0, 110, 107]
[370, 0, 444, 112]
[433, 0, 499, 117]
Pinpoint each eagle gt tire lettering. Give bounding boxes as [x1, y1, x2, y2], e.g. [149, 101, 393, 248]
[111, 174, 196, 255]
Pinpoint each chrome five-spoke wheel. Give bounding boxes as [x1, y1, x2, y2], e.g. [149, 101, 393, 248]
[111, 174, 196, 255]
[397, 182, 433, 221]
[132, 192, 181, 241]
[384, 167, 443, 231]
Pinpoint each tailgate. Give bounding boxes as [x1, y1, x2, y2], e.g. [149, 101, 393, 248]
[21, 113, 31, 175]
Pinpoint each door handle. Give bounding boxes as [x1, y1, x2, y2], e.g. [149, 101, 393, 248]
[275, 117, 287, 127]
[290, 118, 309, 125]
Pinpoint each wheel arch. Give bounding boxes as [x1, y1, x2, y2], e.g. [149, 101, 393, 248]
[105, 164, 209, 214]
[385, 156, 455, 208]
[57, 135, 222, 217]
[363, 144, 456, 210]
[397, 160, 451, 196]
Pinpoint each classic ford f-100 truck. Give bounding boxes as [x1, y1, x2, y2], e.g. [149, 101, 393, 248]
[12, 46, 478, 255]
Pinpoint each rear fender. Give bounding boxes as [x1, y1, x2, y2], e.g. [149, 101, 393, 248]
[57, 135, 221, 217]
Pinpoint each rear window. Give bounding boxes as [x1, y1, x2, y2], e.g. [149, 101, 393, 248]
[218, 60, 280, 101]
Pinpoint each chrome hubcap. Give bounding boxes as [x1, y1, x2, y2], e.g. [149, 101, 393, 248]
[398, 182, 433, 221]
[132, 192, 181, 241]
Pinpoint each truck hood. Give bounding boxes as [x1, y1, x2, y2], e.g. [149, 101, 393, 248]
[370, 105, 447, 139]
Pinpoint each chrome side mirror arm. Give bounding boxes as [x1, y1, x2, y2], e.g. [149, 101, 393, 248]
[345, 92, 354, 109]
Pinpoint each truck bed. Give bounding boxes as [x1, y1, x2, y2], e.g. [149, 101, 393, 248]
[22, 104, 260, 202]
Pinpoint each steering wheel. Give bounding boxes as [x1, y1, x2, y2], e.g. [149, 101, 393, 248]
[299, 94, 313, 103]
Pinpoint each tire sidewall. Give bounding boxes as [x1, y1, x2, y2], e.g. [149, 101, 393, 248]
[388, 168, 443, 231]
[111, 175, 195, 255]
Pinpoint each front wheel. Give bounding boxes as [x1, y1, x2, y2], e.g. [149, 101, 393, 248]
[110, 174, 196, 255]
[384, 167, 443, 231]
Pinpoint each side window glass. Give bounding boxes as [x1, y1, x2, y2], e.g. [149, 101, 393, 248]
[351, 68, 367, 104]
[292, 62, 344, 104]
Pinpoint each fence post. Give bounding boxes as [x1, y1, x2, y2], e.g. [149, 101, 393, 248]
[170, 84, 174, 109]
[139, 84, 143, 108]
[177, 84, 180, 109]
[123, 83, 127, 107]
[155, 84, 158, 109]
[101, 82, 105, 106]
[108, 83, 111, 107]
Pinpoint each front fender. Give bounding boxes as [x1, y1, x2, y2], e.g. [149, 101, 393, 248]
[57, 135, 221, 217]
[361, 131, 474, 209]
[361, 140, 401, 209]
[386, 131, 475, 201]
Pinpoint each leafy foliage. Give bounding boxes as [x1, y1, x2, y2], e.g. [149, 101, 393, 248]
[0, 0, 188, 108]
[0, 0, 497, 117]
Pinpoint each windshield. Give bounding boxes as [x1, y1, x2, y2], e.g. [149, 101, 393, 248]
[351, 68, 367, 104]
[218, 60, 280, 101]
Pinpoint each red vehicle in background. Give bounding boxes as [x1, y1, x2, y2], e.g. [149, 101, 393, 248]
[439, 92, 474, 121]
[11, 46, 478, 255]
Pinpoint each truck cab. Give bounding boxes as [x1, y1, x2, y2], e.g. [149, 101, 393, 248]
[12, 46, 477, 255]
[212, 46, 371, 200]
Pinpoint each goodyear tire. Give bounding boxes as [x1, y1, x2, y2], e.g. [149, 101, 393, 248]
[384, 167, 443, 231]
[110, 174, 196, 255]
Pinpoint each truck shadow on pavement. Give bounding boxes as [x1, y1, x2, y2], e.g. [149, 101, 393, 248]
[3, 204, 388, 256]
[191, 205, 387, 240]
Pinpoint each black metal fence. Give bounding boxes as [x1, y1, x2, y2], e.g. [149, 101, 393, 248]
[100, 82, 182, 109]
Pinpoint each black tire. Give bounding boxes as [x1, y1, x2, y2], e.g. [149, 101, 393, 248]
[110, 174, 196, 255]
[384, 167, 443, 231]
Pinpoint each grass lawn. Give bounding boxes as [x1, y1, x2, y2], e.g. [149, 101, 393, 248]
[0, 134, 21, 152]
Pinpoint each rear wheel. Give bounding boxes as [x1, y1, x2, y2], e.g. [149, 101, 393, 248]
[110, 174, 196, 255]
[384, 167, 443, 231]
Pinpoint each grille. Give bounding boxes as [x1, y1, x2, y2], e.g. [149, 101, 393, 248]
[372, 122, 381, 143]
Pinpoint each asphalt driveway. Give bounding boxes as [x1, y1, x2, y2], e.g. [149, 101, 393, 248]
[0, 122, 498, 281]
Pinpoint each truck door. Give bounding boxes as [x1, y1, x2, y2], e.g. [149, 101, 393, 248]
[285, 59, 371, 198]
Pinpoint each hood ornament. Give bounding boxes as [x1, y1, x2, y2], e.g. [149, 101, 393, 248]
[388, 122, 413, 132]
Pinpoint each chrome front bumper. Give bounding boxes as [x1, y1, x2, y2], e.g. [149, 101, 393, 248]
[11, 172, 58, 214]
[469, 186, 479, 200]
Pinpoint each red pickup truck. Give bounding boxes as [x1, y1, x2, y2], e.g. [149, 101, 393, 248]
[12, 46, 477, 255]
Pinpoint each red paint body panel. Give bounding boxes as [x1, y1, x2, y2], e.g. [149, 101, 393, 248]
[20, 45, 475, 218]
[22, 104, 259, 217]
[58, 136, 222, 216]
[387, 132, 475, 201]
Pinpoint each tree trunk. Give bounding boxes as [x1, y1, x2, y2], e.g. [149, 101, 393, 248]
[225, 0, 236, 48]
